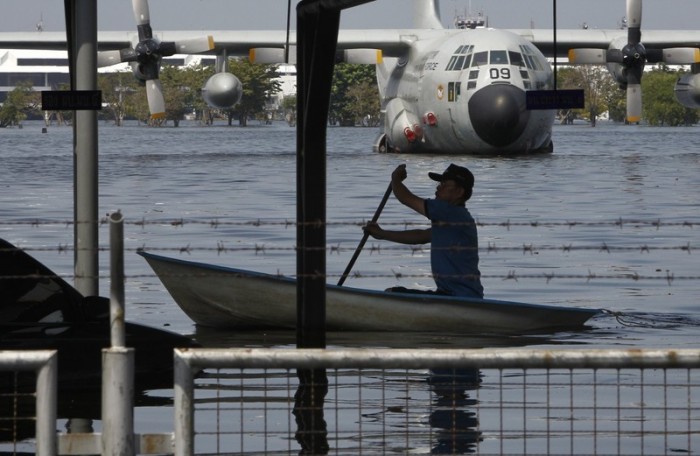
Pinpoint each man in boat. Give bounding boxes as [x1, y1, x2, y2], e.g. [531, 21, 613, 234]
[363, 164, 484, 298]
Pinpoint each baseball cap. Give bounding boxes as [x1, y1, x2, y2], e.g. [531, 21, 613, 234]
[428, 164, 475, 191]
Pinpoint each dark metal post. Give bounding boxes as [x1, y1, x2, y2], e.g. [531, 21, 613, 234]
[72, 0, 100, 297]
[552, 0, 558, 91]
[295, 0, 374, 348]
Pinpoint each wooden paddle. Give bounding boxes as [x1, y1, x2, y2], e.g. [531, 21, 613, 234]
[337, 182, 393, 286]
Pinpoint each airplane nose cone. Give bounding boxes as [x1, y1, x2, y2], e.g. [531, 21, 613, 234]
[468, 84, 530, 147]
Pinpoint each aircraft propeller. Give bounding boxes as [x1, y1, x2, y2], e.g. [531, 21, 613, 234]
[97, 0, 214, 119]
[568, 0, 700, 123]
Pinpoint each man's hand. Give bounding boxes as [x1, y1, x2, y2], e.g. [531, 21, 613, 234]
[390, 164, 426, 216]
[391, 164, 407, 183]
[362, 221, 383, 239]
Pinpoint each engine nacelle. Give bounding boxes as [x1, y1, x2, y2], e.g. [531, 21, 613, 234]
[202, 72, 243, 109]
[130, 61, 156, 84]
[340, 49, 383, 65]
[674, 73, 700, 108]
[605, 37, 628, 87]
[384, 98, 423, 152]
[250, 47, 296, 64]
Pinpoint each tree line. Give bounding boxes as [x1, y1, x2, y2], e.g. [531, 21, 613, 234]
[1, 60, 697, 128]
[557, 64, 699, 126]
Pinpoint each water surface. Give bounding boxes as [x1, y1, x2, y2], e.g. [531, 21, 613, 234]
[1, 120, 699, 452]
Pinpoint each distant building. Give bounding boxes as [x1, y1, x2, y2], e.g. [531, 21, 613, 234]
[0, 49, 296, 107]
[0, 49, 69, 103]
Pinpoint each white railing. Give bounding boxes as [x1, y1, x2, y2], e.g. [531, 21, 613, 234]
[0, 350, 57, 456]
[3, 347, 699, 454]
[174, 347, 700, 456]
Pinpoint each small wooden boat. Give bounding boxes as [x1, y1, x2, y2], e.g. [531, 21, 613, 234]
[139, 251, 601, 334]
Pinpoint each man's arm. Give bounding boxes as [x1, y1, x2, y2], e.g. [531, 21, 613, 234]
[391, 164, 427, 216]
[363, 223, 431, 245]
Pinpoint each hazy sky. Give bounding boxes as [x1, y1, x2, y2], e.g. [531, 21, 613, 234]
[3, 0, 700, 33]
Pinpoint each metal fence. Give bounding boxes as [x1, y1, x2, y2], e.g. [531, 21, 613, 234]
[174, 348, 700, 456]
[1, 348, 699, 455]
[0, 350, 57, 455]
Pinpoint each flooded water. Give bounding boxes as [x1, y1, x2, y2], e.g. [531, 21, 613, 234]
[1, 119, 699, 452]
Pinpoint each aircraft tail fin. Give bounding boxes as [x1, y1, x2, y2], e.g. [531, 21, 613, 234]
[414, 0, 443, 29]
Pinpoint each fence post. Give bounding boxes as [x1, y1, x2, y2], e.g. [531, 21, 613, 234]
[174, 350, 195, 456]
[102, 211, 135, 455]
[35, 351, 58, 456]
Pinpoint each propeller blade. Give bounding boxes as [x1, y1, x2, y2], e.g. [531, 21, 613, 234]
[568, 49, 606, 64]
[146, 79, 166, 119]
[97, 48, 139, 67]
[97, 50, 124, 68]
[606, 49, 624, 64]
[627, 0, 642, 44]
[657, 48, 700, 65]
[626, 84, 642, 123]
[132, 0, 150, 26]
[175, 36, 215, 54]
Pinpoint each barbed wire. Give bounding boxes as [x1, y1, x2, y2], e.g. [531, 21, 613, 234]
[1, 270, 697, 285]
[2, 218, 696, 285]
[0, 242, 694, 256]
[0, 217, 697, 230]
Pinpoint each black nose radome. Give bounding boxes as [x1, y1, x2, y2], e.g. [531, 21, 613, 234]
[468, 84, 529, 147]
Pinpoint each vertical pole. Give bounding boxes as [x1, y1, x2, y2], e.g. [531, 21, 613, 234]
[173, 351, 195, 456]
[109, 211, 126, 348]
[552, 0, 558, 91]
[295, 0, 375, 348]
[35, 352, 58, 456]
[103, 211, 134, 455]
[102, 348, 135, 456]
[296, 2, 340, 349]
[73, 0, 99, 297]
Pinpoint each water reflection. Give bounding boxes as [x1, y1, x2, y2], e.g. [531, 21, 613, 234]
[0, 374, 172, 443]
[191, 328, 557, 454]
[427, 368, 482, 454]
[293, 369, 329, 455]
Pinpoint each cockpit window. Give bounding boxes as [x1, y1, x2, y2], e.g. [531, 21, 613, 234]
[519, 44, 544, 71]
[445, 45, 474, 71]
[490, 50, 508, 64]
[509, 51, 526, 67]
[472, 51, 488, 67]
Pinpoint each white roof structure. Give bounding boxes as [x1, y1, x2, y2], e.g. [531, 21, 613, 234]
[0, 48, 296, 103]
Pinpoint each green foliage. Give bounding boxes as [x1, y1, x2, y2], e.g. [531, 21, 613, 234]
[98, 61, 281, 126]
[225, 58, 281, 126]
[642, 66, 699, 126]
[281, 94, 296, 125]
[557, 64, 700, 125]
[557, 65, 617, 125]
[604, 85, 627, 123]
[98, 71, 144, 125]
[344, 81, 380, 126]
[330, 64, 379, 126]
[160, 64, 215, 126]
[0, 81, 39, 127]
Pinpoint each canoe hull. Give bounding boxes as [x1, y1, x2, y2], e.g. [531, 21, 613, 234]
[139, 251, 600, 333]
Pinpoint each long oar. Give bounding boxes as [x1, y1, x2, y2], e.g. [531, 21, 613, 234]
[337, 183, 393, 286]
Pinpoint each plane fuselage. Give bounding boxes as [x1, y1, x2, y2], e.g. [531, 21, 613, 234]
[377, 28, 556, 154]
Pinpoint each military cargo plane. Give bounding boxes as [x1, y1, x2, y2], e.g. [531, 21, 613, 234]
[2, 0, 700, 154]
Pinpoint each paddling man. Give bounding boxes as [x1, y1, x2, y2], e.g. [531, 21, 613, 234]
[363, 164, 484, 298]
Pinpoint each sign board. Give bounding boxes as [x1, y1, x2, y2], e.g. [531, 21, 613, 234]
[41, 90, 102, 111]
[526, 89, 585, 110]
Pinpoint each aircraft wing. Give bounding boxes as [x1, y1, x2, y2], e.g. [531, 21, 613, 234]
[0, 31, 134, 51]
[512, 28, 700, 58]
[3, 28, 700, 61]
[204, 29, 422, 58]
[0, 29, 427, 59]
